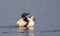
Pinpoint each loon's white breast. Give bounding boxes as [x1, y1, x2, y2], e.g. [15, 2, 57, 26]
[16, 18, 27, 27]
[16, 16, 35, 27]
[27, 16, 35, 27]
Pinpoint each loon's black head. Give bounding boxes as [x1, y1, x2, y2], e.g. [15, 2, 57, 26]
[21, 13, 30, 18]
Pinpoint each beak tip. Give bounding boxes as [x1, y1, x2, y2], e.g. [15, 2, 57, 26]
[27, 13, 30, 15]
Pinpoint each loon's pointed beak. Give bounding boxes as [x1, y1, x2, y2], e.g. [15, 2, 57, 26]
[21, 13, 30, 17]
[26, 13, 30, 15]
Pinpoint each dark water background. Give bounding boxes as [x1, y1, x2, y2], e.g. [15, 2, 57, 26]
[0, 0, 60, 36]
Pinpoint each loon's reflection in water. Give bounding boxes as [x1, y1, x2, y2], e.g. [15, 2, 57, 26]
[16, 27, 34, 36]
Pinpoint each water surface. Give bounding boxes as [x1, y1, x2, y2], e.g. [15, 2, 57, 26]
[0, 0, 60, 36]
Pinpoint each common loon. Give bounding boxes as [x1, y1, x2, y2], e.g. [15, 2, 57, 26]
[16, 13, 35, 27]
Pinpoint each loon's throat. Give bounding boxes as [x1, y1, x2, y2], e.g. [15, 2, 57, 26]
[23, 17, 28, 22]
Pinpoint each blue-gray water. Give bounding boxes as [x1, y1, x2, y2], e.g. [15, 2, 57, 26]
[0, 0, 60, 36]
